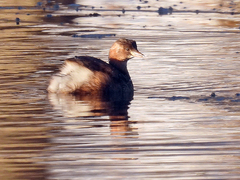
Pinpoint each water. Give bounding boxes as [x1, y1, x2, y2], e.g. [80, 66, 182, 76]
[0, 0, 240, 179]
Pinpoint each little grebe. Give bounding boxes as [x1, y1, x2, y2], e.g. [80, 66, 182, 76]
[47, 38, 143, 99]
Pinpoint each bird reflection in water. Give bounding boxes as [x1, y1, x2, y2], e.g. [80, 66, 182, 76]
[48, 93, 138, 138]
[48, 93, 139, 163]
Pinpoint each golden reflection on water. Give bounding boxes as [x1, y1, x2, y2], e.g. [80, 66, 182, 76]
[0, 0, 240, 179]
[0, 116, 52, 180]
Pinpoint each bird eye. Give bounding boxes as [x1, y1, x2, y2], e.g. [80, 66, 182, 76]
[126, 48, 129, 51]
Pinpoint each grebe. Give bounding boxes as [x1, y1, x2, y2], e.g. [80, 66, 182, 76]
[47, 38, 143, 99]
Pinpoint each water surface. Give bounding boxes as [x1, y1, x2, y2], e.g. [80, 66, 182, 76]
[0, 0, 240, 179]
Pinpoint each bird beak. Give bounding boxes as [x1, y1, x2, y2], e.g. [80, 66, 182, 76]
[130, 49, 144, 58]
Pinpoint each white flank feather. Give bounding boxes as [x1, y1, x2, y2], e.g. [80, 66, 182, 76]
[47, 61, 93, 93]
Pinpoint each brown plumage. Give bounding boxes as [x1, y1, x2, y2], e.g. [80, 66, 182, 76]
[47, 38, 143, 100]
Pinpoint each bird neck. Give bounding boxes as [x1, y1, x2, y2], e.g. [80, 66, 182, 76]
[109, 59, 129, 75]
